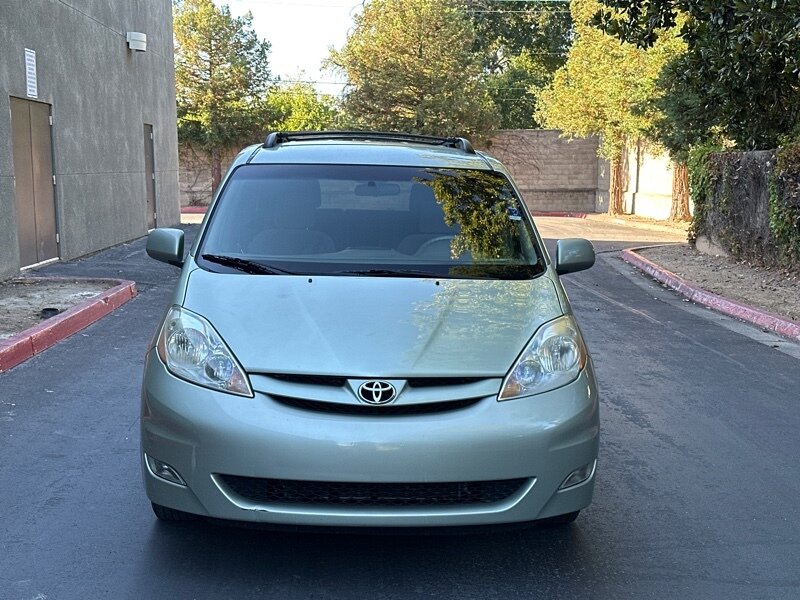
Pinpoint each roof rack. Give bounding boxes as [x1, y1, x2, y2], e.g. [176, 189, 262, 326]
[262, 130, 476, 154]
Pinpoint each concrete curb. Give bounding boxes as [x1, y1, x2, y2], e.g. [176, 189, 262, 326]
[0, 278, 138, 372]
[621, 246, 800, 342]
[181, 206, 207, 214]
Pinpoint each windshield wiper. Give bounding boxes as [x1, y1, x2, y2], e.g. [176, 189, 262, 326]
[332, 268, 451, 278]
[201, 254, 297, 275]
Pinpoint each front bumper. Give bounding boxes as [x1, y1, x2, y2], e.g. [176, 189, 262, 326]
[141, 350, 599, 527]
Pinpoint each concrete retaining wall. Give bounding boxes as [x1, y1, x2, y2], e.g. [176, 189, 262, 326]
[623, 145, 686, 220]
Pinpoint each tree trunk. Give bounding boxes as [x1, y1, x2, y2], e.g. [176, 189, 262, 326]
[210, 148, 222, 198]
[669, 161, 691, 222]
[608, 151, 625, 216]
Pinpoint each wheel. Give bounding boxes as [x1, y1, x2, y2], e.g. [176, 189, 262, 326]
[151, 502, 198, 522]
[537, 510, 580, 526]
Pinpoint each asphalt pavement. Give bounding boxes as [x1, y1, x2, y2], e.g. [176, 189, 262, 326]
[1, 219, 799, 599]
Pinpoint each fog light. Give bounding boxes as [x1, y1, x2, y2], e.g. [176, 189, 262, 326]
[146, 454, 186, 486]
[559, 460, 596, 490]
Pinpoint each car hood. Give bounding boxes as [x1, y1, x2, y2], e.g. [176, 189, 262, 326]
[182, 268, 563, 377]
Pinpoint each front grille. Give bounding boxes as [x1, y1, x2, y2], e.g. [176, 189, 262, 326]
[406, 377, 485, 387]
[218, 475, 527, 507]
[267, 373, 347, 387]
[264, 374, 486, 389]
[271, 395, 481, 416]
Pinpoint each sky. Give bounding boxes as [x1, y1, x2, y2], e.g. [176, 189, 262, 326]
[218, 0, 364, 96]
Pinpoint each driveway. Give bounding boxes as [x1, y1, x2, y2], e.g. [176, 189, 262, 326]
[535, 215, 687, 252]
[1, 220, 798, 599]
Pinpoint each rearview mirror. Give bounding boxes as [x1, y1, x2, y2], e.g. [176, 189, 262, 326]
[147, 228, 184, 267]
[354, 181, 401, 197]
[556, 238, 595, 275]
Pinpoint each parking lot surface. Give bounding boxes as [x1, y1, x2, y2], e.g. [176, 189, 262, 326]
[1, 220, 798, 599]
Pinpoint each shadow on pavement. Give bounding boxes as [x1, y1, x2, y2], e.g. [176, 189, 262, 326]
[130, 517, 598, 597]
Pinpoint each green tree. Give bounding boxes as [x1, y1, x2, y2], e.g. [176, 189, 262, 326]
[328, 0, 498, 143]
[487, 52, 550, 129]
[594, 0, 800, 150]
[174, 0, 272, 191]
[466, 1, 573, 128]
[537, 0, 684, 215]
[267, 83, 340, 131]
[649, 56, 723, 221]
[465, 0, 572, 75]
[486, 51, 549, 129]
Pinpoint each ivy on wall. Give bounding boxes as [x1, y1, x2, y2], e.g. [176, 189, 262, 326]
[686, 142, 721, 244]
[688, 143, 800, 269]
[769, 142, 800, 266]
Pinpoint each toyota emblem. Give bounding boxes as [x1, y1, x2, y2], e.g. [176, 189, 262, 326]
[358, 380, 396, 405]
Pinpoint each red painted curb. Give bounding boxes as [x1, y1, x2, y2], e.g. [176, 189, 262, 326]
[531, 211, 587, 218]
[621, 247, 800, 341]
[181, 206, 208, 214]
[0, 278, 138, 372]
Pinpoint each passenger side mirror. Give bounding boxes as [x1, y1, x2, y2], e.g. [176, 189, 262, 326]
[556, 238, 595, 275]
[147, 228, 185, 267]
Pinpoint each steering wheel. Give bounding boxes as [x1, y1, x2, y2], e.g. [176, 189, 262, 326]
[415, 236, 454, 256]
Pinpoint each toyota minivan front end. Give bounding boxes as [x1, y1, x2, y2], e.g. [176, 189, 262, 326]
[141, 132, 599, 528]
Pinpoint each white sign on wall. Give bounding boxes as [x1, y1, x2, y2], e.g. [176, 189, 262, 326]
[24, 48, 37, 98]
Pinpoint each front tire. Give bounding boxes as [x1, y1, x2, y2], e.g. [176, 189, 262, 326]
[151, 502, 198, 522]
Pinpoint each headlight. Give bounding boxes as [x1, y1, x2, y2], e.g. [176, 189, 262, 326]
[499, 315, 587, 400]
[156, 306, 253, 397]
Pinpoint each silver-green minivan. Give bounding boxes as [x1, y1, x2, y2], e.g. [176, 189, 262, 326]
[142, 131, 599, 528]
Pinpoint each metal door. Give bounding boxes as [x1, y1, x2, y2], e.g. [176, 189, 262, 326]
[144, 124, 156, 228]
[11, 98, 58, 267]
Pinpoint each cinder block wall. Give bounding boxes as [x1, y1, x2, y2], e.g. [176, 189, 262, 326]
[177, 130, 621, 214]
[488, 130, 607, 213]
[179, 145, 239, 206]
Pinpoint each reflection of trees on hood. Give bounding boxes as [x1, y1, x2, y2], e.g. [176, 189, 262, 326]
[406, 278, 562, 367]
[417, 170, 521, 260]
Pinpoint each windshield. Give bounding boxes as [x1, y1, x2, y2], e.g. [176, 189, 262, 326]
[198, 164, 545, 279]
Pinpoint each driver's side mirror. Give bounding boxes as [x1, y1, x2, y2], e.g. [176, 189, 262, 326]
[146, 228, 185, 267]
[556, 238, 595, 275]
